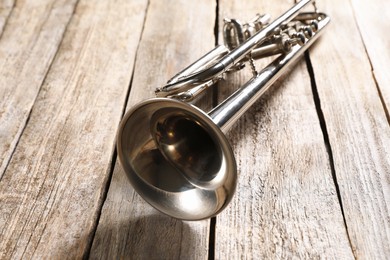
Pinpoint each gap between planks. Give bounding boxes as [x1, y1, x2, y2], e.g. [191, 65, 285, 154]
[349, 5, 390, 126]
[208, 1, 220, 259]
[0, 0, 16, 38]
[0, 0, 81, 180]
[88, 1, 216, 259]
[309, 0, 390, 257]
[214, 0, 354, 258]
[0, 0, 150, 258]
[304, 51, 355, 254]
[83, 1, 151, 258]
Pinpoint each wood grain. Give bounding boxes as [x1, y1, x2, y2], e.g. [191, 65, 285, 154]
[0, 0, 388, 258]
[0, 0, 147, 258]
[350, 0, 390, 118]
[0, 0, 78, 179]
[310, 0, 390, 258]
[90, 0, 216, 258]
[0, 0, 14, 35]
[214, 0, 354, 258]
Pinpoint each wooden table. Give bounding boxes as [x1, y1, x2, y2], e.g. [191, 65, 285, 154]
[1, 0, 389, 259]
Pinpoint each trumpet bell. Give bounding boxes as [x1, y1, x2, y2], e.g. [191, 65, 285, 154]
[117, 98, 237, 220]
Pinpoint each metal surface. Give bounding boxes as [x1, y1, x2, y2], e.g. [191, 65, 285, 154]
[117, 99, 236, 220]
[117, 0, 330, 220]
[209, 13, 329, 133]
[155, 0, 313, 98]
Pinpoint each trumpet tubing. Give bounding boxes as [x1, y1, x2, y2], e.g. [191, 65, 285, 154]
[117, 0, 330, 220]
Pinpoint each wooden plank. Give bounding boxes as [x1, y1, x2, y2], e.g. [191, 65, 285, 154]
[90, 0, 216, 258]
[214, 0, 354, 258]
[0, 0, 147, 258]
[310, 0, 390, 258]
[90, 162, 211, 259]
[0, 0, 14, 35]
[350, 0, 390, 117]
[0, 0, 78, 179]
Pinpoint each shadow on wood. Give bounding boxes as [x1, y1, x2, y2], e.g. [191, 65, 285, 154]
[89, 214, 199, 259]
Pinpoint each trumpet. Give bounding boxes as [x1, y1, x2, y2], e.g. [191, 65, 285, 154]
[117, 0, 330, 220]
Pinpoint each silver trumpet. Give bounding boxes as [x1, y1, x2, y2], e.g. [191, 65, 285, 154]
[117, 0, 330, 220]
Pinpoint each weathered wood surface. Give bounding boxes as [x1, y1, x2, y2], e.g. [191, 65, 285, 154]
[351, 0, 390, 113]
[309, 0, 390, 258]
[0, 0, 389, 259]
[0, 0, 78, 179]
[0, 0, 14, 35]
[90, 0, 216, 258]
[0, 0, 147, 258]
[214, 0, 353, 258]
